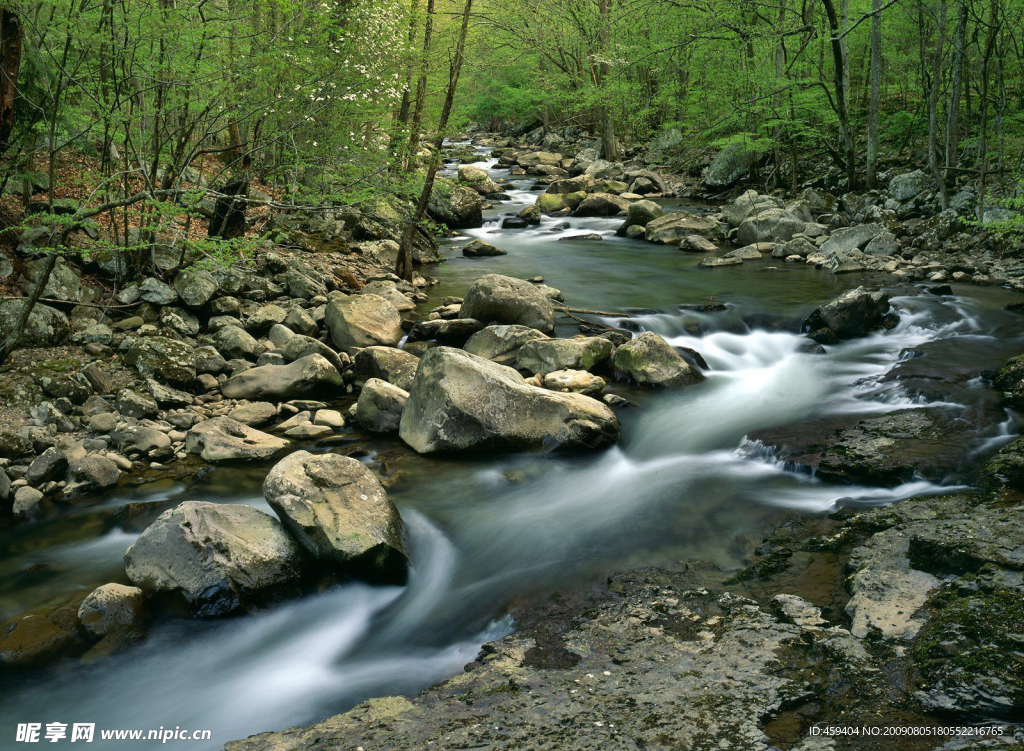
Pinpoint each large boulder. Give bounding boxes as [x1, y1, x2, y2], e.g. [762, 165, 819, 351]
[613, 332, 704, 388]
[359, 281, 415, 312]
[459, 274, 555, 334]
[281, 335, 349, 375]
[263, 451, 408, 581]
[221, 354, 342, 401]
[517, 151, 562, 168]
[818, 223, 884, 256]
[644, 212, 723, 245]
[427, 178, 484, 229]
[214, 325, 264, 361]
[735, 208, 806, 245]
[721, 190, 783, 227]
[124, 501, 303, 616]
[703, 141, 760, 189]
[515, 337, 613, 376]
[352, 346, 419, 391]
[19, 257, 82, 302]
[65, 455, 121, 495]
[462, 240, 507, 258]
[399, 347, 619, 453]
[123, 336, 196, 385]
[571, 192, 629, 217]
[173, 268, 218, 308]
[615, 200, 664, 236]
[888, 169, 931, 202]
[77, 583, 145, 637]
[458, 165, 500, 196]
[803, 287, 891, 340]
[138, 277, 178, 305]
[186, 417, 288, 462]
[353, 378, 409, 433]
[0, 300, 70, 346]
[406, 318, 484, 346]
[464, 324, 550, 366]
[326, 293, 404, 351]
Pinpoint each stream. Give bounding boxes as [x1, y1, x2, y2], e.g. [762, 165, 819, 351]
[2, 147, 1022, 749]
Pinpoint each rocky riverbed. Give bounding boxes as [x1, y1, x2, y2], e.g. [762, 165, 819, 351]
[1, 131, 1022, 749]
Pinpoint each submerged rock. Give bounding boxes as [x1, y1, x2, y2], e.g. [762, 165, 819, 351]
[612, 332, 704, 388]
[399, 347, 618, 453]
[263, 451, 407, 582]
[124, 501, 303, 617]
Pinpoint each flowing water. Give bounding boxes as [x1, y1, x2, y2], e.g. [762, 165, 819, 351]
[2, 148, 1023, 748]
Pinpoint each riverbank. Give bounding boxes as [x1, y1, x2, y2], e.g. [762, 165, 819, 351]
[1, 133, 1023, 749]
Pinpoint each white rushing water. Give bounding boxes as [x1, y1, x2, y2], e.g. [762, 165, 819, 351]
[4, 152, 1021, 749]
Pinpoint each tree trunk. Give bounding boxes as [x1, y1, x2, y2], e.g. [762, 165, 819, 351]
[404, 0, 435, 171]
[0, 5, 22, 157]
[866, 0, 882, 188]
[395, 0, 473, 281]
[598, 0, 618, 161]
[944, 0, 967, 181]
[821, 0, 856, 188]
[926, 0, 948, 210]
[977, 0, 999, 221]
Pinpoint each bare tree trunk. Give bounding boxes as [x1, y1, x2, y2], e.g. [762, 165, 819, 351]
[598, 0, 618, 161]
[926, 0, 948, 209]
[395, 0, 473, 281]
[944, 0, 967, 181]
[404, 0, 435, 171]
[866, 0, 882, 188]
[396, 0, 420, 126]
[977, 0, 999, 221]
[821, 0, 856, 188]
[0, 4, 22, 157]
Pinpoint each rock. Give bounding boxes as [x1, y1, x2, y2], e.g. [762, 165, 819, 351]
[113, 425, 172, 457]
[724, 245, 764, 260]
[13, 486, 46, 517]
[643, 212, 723, 244]
[147, 378, 193, 407]
[65, 455, 121, 494]
[679, 234, 718, 253]
[571, 192, 629, 217]
[462, 240, 507, 258]
[117, 389, 158, 418]
[263, 451, 407, 580]
[0, 300, 71, 346]
[699, 256, 743, 267]
[515, 336, 613, 376]
[457, 164, 500, 195]
[353, 346, 420, 391]
[517, 205, 541, 224]
[818, 223, 884, 256]
[124, 501, 303, 616]
[245, 305, 288, 334]
[283, 307, 318, 338]
[0, 611, 78, 665]
[721, 190, 783, 227]
[326, 293, 404, 351]
[399, 347, 618, 453]
[994, 354, 1024, 411]
[360, 281, 415, 312]
[541, 369, 605, 396]
[846, 527, 939, 640]
[313, 409, 344, 428]
[18, 257, 82, 302]
[26, 446, 69, 485]
[460, 274, 555, 334]
[584, 159, 623, 180]
[615, 199, 664, 236]
[464, 324, 550, 366]
[863, 232, 899, 256]
[221, 354, 342, 401]
[214, 325, 265, 360]
[518, 151, 563, 168]
[427, 179, 484, 229]
[985, 437, 1024, 491]
[353, 378, 408, 433]
[888, 169, 930, 201]
[37, 373, 90, 403]
[138, 277, 178, 305]
[704, 141, 760, 188]
[158, 307, 200, 337]
[613, 332, 704, 388]
[546, 175, 593, 194]
[735, 208, 805, 245]
[406, 318, 482, 346]
[186, 417, 288, 462]
[228, 402, 278, 427]
[124, 336, 196, 385]
[803, 287, 891, 339]
[77, 583, 144, 637]
[281, 335, 350, 376]
[173, 269, 218, 308]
